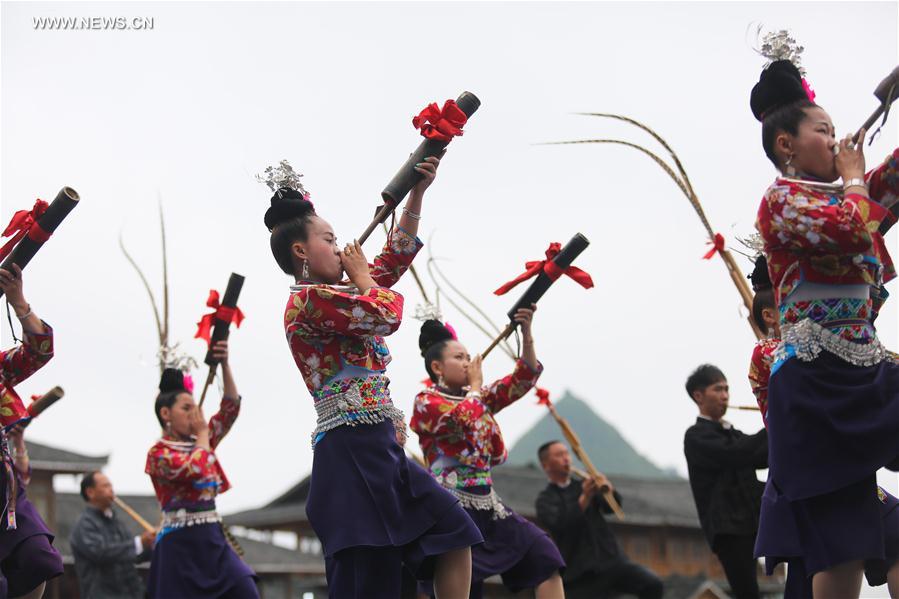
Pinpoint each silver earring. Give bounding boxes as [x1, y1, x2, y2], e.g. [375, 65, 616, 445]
[302, 260, 310, 280]
[165, 421, 172, 432]
[437, 375, 446, 388]
[785, 154, 796, 177]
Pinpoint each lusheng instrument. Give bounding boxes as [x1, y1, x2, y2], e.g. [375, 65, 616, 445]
[483, 234, 593, 358]
[113, 496, 156, 533]
[0, 188, 80, 299]
[358, 92, 481, 245]
[197, 273, 245, 409]
[26, 387, 64, 419]
[536, 389, 624, 521]
[570, 466, 625, 520]
[853, 65, 899, 145]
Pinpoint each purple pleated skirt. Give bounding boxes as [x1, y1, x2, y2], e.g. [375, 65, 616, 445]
[757, 348, 899, 576]
[0, 473, 63, 598]
[767, 352, 899, 501]
[305, 420, 483, 579]
[419, 489, 564, 597]
[147, 522, 257, 599]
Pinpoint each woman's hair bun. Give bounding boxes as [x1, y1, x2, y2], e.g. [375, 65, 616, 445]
[159, 368, 187, 393]
[750, 59, 811, 121]
[263, 188, 315, 232]
[749, 255, 772, 292]
[418, 320, 455, 356]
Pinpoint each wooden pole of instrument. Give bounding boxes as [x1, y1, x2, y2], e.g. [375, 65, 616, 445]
[571, 466, 625, 520]
[197, 368, 217, 410]
[735, 405, 761, 411]
[113, 497, 156, 533]
[482, 323, 516, 359]
[26, 386, 64, 419]
[545, 403, 624, 520]
[853, 65, 899, 144]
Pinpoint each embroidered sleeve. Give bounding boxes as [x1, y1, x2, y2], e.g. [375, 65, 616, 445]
[748, 342, 776, 426]
[867, 148, 899, 233]
[369, 226, 423, 289]
[285, 285, 405, 340]
[145, 444, 218, 485]
[482, 359, 544, 414]
[0, 322, 53, 388]
[411, 391, 486, 436]
[759, 181, 891, 255]
[208, 395, 240, 449]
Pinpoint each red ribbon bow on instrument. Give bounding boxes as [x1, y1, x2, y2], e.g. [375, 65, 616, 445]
[0, 200, 51, 261]
[194, 289, 245, 345]
[494, 242, 595, 296]
[412, 99, 467, 142]
[702, 233, 726, 260]
[535, 387, 553, 407]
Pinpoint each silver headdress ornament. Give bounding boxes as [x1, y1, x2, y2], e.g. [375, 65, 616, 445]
[736, 232, 765, 255]
[752, 25, 806, 75]
[414, 302, 444, 322]
[158, 344, 198, 373]
[256, 160, 310, 198]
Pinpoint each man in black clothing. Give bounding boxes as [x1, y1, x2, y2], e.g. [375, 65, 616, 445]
[70, 471, 153, 599]
[683, 364, 768, 599]
[536, 441, 663, 599]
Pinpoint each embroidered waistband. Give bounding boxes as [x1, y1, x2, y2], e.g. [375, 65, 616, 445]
[161, 507, 221, 530]
[780, 297, 874, 341]
[437, 480, 509, 519]
[775, 318, 887, 369]
[432, 466, 493, 489]
[311, 375, 404, 447]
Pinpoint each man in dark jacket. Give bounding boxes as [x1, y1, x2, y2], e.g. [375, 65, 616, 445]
[683, 364, 767, 599]
[536, 441, 663, 599]
[70, 471, 153, 599]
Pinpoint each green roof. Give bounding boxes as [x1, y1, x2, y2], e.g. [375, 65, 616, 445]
[506, 390, 679, 479]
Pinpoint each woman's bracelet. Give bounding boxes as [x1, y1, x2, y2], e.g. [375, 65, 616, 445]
[402, 208, 421, 221]
[14, 304, 32, 320]
[843, 177, 867, 191]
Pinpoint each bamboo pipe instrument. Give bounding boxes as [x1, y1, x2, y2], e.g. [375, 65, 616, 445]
[853, 65, 899, 145]
[359, 92, 481, 245]
[570, 466, 625, 521]
[545, 402, 624, 521]
[113, 497, 156, 533]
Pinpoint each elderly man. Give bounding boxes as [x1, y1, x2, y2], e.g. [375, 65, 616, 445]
[70, 471, 154, 599]
[536, 440, 663, 599]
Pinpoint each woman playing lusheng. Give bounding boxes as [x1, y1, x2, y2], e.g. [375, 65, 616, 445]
[0, 265, 64, 599]
[749, 53, 899, 597]
[145, 341, 257, 599]
[411, 313, 566, 599]
[264, 158, 481, 598]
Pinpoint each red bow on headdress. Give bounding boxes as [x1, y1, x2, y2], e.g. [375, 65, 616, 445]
[194, 289, 245, 345]
[0, 200, 51, 261]
[535, 387, 552, 406]
[412, 100, 467, 142]
[702, 233, 726, 260]
[494, 242, 595, 296]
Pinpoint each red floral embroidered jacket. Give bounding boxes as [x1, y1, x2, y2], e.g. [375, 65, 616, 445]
[284, 228, 422, 394]
[411, 359, 543, 471]
[756, 148, 899, 303]
[748, 338, 779, 426]
[145, 395, 240, 509]
[1, 323, 53, 428]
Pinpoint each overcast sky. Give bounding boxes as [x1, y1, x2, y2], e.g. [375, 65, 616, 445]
[2, 0, 897, 560]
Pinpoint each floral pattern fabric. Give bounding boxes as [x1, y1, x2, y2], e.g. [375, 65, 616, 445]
[0, 323, 53, 428]
[748, 338, 779, 426]
[145, 395, 240, 510]
[284, 227, 422, 397]
[756, 148, 899, 304]
[411, 359, 542, 488]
